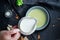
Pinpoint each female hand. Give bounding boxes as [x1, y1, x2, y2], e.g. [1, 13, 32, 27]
[0, 29, 20, 40]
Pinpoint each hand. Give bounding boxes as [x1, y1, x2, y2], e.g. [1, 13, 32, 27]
[0, 29, 20, 40]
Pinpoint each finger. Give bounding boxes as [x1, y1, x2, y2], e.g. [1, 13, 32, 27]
[10, 29, 20, 34]
[0, 30, 10, 35]
[12, 25, 18, 29]
[12, 32, 20, 40]
[0, 30, 11, 39]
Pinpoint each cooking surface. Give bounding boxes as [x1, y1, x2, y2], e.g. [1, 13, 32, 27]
[0, 0, 60, 40]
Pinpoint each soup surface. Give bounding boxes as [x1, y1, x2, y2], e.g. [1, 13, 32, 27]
[27, 9, 47, 28]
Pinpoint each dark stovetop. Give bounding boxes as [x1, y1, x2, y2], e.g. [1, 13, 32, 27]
[0, 0, 60, 40]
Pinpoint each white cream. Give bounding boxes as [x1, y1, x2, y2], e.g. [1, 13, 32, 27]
[20, 17, 36, 33]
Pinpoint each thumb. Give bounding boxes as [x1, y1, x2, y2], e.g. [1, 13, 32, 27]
[9, 29, 20, 40]
[12, 32, 20, 40]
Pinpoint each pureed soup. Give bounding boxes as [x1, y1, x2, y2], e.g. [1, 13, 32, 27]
[26, 8, 47, 29]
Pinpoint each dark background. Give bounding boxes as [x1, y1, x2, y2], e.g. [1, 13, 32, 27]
[0, 0, 60, 40]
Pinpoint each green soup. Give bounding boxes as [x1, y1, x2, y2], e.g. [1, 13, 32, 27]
[27, 9, 47, 28]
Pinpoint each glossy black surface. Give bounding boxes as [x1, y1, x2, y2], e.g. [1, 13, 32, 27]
[0, 0, 60, 40]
